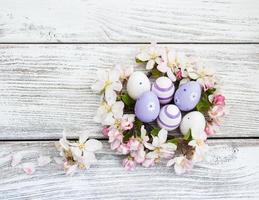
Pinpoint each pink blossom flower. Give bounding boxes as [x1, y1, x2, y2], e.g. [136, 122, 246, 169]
[108, 129, 123, 150]
[121, 119, 133, 131]
[208, 105, 225, 125]
[142, 157, 155, 168]
[213, 94, 225, 106]
[167, 156, 193, 175]
[117, 143, 130, 155]
[122, 157, 136, 171]
[205, 122, 216, 136]
[102, 127, 110, 137]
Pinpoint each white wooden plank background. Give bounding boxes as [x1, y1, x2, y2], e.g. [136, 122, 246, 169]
[1, 0, 259, 199]
[0, 0, 259, 42]
[0, 44, 258, 139]
[0, 140, 259, 200]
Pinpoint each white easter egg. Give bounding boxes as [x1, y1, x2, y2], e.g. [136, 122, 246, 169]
[157, 104, 181, 131]
[127, 71, 151, 100]
[152, 77, 175, 104]
[180, 111, 206, 137]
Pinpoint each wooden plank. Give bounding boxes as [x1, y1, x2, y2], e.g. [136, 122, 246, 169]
[0, 140, 259, 199]
[0, 0, 259, 42]
[0, 44, 258, 139]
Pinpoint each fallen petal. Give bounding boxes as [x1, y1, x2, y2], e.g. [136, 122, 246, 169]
[22, 162, 36, 175]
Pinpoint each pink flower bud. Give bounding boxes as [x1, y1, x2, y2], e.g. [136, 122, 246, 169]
[213, 94, 225, 106]
[102, 127, 110, 137]
[176, 70, 182, 80]
[205, 123, 215, 136]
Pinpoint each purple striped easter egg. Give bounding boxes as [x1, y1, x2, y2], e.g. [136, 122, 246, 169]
[157, 104, 182, 131]
[152, 77, 175, 104]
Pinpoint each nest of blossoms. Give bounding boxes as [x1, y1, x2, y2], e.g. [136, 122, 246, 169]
[92, 44, 226, 175]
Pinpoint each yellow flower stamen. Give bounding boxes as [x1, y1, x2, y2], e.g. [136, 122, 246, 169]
[79, 143, 85, 151]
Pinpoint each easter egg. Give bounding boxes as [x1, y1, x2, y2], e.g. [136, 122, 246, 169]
[152, 77, 175, 104]
[135, 91, 160, 123]
[157, 104, 182, 131]
[127, 71, 151, 100]
[180, 111, 206, 136]
[174, 81, 201, 111]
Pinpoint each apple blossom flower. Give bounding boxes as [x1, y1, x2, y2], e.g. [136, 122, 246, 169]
[102, 127, 110, 137]
[208, 105, 226, 125]
[94, 100, 124, 126]
[167, 155, 193, 175]
[142, 157, 155, 168]
[117, 143, 130, 155]
[56, 131, 102, 174]
[189, 133, 208, 162]
[205, 122, 217, 136]
[120, 114, 135, 130]
[92, 69, 122, 104]
[213, 94, 225, 106]
[145, 129, 177, 162]
[136, 43, 163, 70]
[108, 128, 123, 150]
[188, 67, 216, 91]
[156, 50, 188, 82]
[114, 65, 134, 80]
[122, 156, 136, 171]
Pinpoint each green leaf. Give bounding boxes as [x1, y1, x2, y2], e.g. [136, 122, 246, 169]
[196, 88, 216, 113]
[183, 129, 192, 141]
[121, 92, 135, 108]
[150, 68, 163, 78]
[151, 127, 160, 137]
[123, 130, 133, 143]
[135, 58, 144, 64]
[167, 138, 179, 145]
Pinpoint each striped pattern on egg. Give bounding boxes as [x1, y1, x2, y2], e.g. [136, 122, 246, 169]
[157, 104, 182, 131]
[152, 77, 175, 104]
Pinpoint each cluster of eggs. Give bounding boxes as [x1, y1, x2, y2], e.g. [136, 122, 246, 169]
[126, 71, 206, 135]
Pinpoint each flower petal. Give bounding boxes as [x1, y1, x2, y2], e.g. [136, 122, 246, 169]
[79, 132, 89, 144]
[146, 59, 155, 70]
[105, 88, 117, 105]
[167, 69, 176, 82]
[22, 162, 36, 175]
[136, 52, 150, 61]
[158, 129, 168, 144]
[112, 101, 124, 119]
[85, 139, 103, 152]
[167, 158, 176, 167]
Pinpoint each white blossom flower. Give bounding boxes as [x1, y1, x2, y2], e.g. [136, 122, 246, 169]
[94, 100, 124, 126]
[188, 131, 208, 162]
[145, 129, 177, 162]
[92, 69, 122, 104]
[136, 43, 163, 70]
[167, 155, 193, 175]
[114, 65, 134, 80]
[157, 50, 187, 81]
[56, 131, 103, 174]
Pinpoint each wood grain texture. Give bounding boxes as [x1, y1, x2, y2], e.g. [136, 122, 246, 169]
[0, 140, 259, 199]
[0, 44, 259, 139]
[0, 0, 259, 42]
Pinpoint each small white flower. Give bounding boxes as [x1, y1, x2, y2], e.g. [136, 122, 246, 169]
[145, 129, 177, 162]
[114, 65, 134, 80]
[167, 155, 193, 175]
[136, 43, 163, 70]
[92, 69, 122, 104]
[189, 133, 208, 162]
[94, 100, 124, 126]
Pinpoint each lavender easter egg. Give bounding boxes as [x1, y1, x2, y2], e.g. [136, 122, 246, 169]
[174, 81, 201, 111]
[152, 77, 175, 104]
[127, 71, 151, 100]
[180, 111, 206, 137]
[135, 91, 160, 123]
[157, 104, 181, 131]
